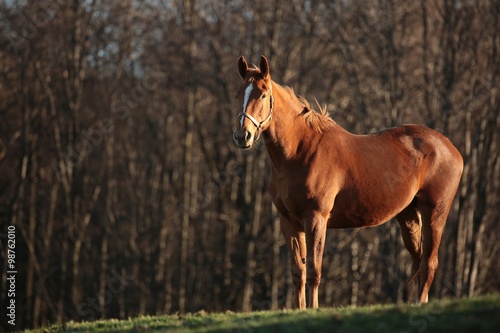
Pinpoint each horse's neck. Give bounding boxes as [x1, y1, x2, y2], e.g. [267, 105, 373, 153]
[263, 84, 311, 161]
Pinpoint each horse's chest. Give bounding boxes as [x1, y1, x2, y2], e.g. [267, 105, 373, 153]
[270, 171, 335, 220]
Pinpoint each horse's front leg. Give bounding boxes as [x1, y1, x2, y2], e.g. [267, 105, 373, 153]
[280, 215, 307, 309]
[304, 212, 328, 308]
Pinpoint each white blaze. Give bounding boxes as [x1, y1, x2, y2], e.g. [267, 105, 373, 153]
[241, 83, 254, 128]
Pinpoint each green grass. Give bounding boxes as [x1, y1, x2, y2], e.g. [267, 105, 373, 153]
[25, 294, 499, 333]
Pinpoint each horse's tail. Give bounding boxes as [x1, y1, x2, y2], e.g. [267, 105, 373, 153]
[399, 268, 420, 294]
[406, 268, 420, 287]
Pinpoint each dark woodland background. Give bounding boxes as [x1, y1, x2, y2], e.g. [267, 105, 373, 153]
[0, 0, 499, 330]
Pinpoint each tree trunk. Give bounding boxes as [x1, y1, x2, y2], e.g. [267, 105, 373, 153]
[271, 205, 281, 310]
[242, 153, 265, 311]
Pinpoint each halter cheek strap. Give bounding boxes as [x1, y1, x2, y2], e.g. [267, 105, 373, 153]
[238, 95, 274, 140]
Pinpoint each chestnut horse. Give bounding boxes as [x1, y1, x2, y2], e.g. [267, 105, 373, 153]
[233, 55, 463, 309]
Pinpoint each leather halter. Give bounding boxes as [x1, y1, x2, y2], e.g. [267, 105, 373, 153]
[237, 94, 274, 140]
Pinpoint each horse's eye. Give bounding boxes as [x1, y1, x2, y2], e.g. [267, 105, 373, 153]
[261, 94, 266, 99]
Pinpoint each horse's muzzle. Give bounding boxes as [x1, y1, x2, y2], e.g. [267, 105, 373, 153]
[233, 129, 254, 149]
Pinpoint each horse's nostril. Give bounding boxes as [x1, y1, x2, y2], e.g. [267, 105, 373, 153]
[244, 131, 251, 141]
[233, 130, 241, 142]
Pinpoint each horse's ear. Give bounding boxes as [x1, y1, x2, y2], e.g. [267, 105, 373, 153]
[260, 55, 270, 79]
[238, 56, 249, 79]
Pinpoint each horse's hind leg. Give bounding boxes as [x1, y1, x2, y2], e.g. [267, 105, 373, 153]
[417, 197, 454, 303]
[396, 198, 422, 301]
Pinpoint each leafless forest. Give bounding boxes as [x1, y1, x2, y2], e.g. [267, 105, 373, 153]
[0, 0, 498, 329]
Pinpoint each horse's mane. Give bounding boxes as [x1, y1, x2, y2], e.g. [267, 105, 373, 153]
[284, 87, 335, 133]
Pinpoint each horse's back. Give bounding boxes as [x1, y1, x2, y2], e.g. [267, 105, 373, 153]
[372, 124, 462, 171]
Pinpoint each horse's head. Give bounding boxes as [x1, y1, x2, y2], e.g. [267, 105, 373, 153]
[233, 55, 274, 149]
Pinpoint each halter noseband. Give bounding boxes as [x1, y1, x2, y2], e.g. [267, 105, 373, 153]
[237, 94, 274, 140]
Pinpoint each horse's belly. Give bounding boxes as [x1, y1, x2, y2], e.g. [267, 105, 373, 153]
[328, 195, 413, 229]
[327, 211, 391, 229]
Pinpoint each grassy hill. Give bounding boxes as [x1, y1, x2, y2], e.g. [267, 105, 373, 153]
[25, 294, 499, 333]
